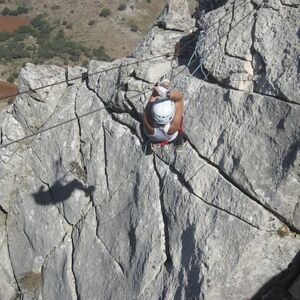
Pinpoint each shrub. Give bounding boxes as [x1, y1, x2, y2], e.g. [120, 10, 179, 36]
[15, 6, 28, 15]
[66, 23, 72, 29]
[11, 47, 30, 59]
[118, 4, 126, 11]
[0, 0, 6, 4]
[0, 31, 12, 42]
[99, 8, 111, 17]
[37, 46, 53, 59]
[35, 29, 91, 62]
[2, 6, 28, 15]
[31, 15, 53, 34]
[0, 47, 10, 61]
[51, 5, 60, 10]
[7, 75, 14, 83]
[15, 32, 26, 41]
[26, 45, 36, 51]
[62, 20, 67, 25]
[7, 72, 18, 83]
[130, 24, 139, 32]
[88, 20, 95, 25]
[2, 7, 9, 15]
[92, 47, 111, 61]
[15, 25, 37, 37]
[32, 57, 44, 64]
[146, 0, 151, 3]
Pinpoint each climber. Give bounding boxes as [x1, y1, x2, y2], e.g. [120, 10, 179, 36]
[143, 79, 186, 151]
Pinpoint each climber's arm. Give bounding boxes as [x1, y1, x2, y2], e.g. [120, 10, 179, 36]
[143, 102, 155, 135]
[167, 90, 184, 135]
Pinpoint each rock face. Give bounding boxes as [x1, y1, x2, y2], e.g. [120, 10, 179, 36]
[0, 0, 299, 299]
[196, 0, 300, 102]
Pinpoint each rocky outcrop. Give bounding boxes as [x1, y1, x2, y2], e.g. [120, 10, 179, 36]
[196, 0, 300, 104]
[0, 0, 299, 299]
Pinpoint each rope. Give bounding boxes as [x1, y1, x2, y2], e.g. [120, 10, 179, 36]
[0, 0, 253, 102]
[0, 0, 257, 150]
[0, 53, 170, 101]
[170, 3, 258, 81]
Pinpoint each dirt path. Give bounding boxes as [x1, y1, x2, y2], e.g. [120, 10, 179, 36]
[0, 81, 17, 111]
[0, 16, 31, 32]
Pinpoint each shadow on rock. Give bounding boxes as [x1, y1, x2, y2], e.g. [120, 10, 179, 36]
[32, 179, 95, 205]
[251, 250, 300, 300]
[177, 30, 217, 82]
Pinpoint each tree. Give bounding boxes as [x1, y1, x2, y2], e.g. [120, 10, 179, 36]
[99, 9, 111, 17]
[2, 7, 10, 15]
[118, 4, 126, 11]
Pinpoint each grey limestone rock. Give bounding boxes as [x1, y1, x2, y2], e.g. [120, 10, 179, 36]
[157, 0, 196, 32]
[196, 0, 300, 101]
[0, 0, 299, 299]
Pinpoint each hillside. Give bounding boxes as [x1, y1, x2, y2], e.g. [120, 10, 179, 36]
[0, 0, 299, 299]
[0, 0, 197, 82]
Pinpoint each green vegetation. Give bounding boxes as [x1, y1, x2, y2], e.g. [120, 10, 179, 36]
[0, 14, 111, 65]
[31, 14, 53, 34]
[50, 5, 60, 10]
[0, 38, 30, 62]
[2, 6, 28, 16]
[130, 24, 139, 32]
[0, 32, 13, 42]
[7, 71, 19, 83]
[92, 47, 111, 61]
[99, 8, 111, 17]
[118, 4, 127, 11]
[15, 25, 38, 37]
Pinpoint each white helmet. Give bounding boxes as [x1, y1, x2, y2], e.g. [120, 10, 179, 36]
[151, 99, 175, 125]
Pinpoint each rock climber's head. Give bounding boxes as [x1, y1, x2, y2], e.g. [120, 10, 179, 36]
[151, 99, 175, 125]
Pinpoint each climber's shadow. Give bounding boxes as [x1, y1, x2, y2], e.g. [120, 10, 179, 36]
[32, 179, 95, 205]
[251, 250, 300, 299]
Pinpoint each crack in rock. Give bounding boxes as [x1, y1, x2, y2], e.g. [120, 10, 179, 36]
[155, 151, 263, 231]
[22, 228, 35, 252]
[129, 70, 153, 84]
[0, 127, 3, 145]
[279, 0, 300, 8]
[85, 72, 144, 146]
[111, 113, 142, 144]
[27, 90, 45, 103]
[224, 0, 236, 56]
[186, 138, 300, 234]
[102, 124, 111, 197]
[153, 156, 172, 270]
[42, 232, 69, 271]
[198, 72, 300, 106]
[94, 208, 125, 276]
[71, 227, 80, 300]
[0, 204, 7, 214]
[74, 89, 88, 184]
[6, 237, 23, 299]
